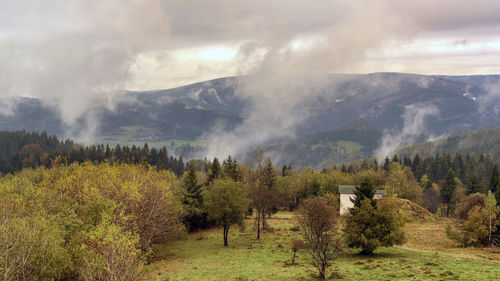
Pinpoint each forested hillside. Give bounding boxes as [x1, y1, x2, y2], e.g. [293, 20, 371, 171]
[0, 131, 185, 176]
[2, 73, 500, 150]
[265, 120, 382, 168]
[398, 127, 500, 163]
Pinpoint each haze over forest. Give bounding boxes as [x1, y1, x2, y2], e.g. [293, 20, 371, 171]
[2, 0, 500, 165]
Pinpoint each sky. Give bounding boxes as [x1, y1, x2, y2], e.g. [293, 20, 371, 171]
[1, 0, 500, 150]
[1, 0, 500, 92]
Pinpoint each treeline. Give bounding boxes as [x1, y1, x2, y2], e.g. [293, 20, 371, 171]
[338, 152, 499, 195]
[0, 130, 185, 176]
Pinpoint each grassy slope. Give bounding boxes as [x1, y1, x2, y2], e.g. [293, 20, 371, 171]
[144, 211, 500, 281]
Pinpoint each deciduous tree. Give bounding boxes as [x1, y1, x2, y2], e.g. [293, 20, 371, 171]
[204, 179, 248, 246]
[296, 197, 342, 279]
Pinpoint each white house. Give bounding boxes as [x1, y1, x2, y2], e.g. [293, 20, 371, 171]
[338, 185, 386, 215]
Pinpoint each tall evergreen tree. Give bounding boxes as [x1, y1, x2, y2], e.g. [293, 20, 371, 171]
[350, 178, 375, 212]
[222, 155, 242, 182]
[182, 166, 207, 231]
[467, 173, 482, 195]
[207, 157, 222, 185]
[411, 153, 423, 181]
[489, 164, 500, 193]
[382, 157, 391, 172]
[391, 154, 399, 163]
[261, 158, 277, 189]
[441, 168, 457, 216]
[183, 166, 202, 207]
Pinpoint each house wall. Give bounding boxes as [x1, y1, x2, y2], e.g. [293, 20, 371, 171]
[339, 194, 384, 215]
[340, 194, 355, 215]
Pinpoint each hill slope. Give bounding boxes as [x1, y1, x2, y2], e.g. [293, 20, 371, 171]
[397, 127, 500, 162]
[265, 120, 382, 168]
[1, 73, 500, 162]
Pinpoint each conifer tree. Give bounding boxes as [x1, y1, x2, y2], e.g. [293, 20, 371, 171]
[467, 173, 481, 195]
[222, 155, 242, 182]
[391, 154, 399, 163]
[489, 164, 499, 193]
[207, 157, 222, 185]
[183, 166, 202, 207]
[441, 168, 457, 216]
[182, 165, 208, 231]
[382, 157, 391, 171]
[261, 158, 277, 189]
[350, 178, 375, 212]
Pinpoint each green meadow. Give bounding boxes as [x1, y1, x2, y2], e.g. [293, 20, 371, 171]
[144, 212, 500, 281]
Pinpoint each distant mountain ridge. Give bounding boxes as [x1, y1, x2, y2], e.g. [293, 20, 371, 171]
[1, 72, 500, 165]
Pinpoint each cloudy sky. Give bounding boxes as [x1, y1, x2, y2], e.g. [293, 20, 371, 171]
[1, 0, 500, 91]
[1, 0, 500, 131]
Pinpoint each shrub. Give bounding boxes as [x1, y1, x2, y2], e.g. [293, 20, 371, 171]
[0, 216, 72, 281]
[78, 218, 143, 281]
[344, 198, 405, 255]
[455, 193, 485, 220]
[290, 239, 307, 265]
[446, 206, 488, 246]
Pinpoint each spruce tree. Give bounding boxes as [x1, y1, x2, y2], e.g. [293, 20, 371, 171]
[207, 157, 222, 185]
[350, 178, 375, 212]
[183, 166, 202, 207]
[441, 168, 457, 216]
[391, 154, 399, 163]
[467, 173, 481, 195]
[382, 157, 391, 171]
[222, 155, 242, 182]
[261, 158, 276, 189]
[182, 166, 206, 231]
[489, 164, 499, 193]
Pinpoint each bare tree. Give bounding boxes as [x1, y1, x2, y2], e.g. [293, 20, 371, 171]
[296, 197, 342, 279]
[290, 239, 307, 265]
[250, 185, 282, 239]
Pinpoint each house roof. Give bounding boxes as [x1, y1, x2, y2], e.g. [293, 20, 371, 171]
[338, 185, 386, 195]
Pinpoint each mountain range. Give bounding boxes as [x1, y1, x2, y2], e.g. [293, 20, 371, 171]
[1, 72, 500, 167]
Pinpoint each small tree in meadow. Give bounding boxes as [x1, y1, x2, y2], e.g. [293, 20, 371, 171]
[290, 239, 307, 265]
[204, 179, 248, 246]
[297, 197, 342, 279]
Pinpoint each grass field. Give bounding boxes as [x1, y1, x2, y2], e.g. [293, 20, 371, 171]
[143, 212, 500, 281]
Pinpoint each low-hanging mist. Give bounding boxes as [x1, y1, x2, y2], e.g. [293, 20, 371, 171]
[1, 0, 500, 162]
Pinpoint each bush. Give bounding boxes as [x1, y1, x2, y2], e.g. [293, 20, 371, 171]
[78, 218, 143, 281]
[0, 216, 72, 281]
[446, 206, 488, 247]
[0, 162, 185, 279]
[455, 193, 486, 220]
[344, 198, 405, 255]
[290, 239, 307, 265]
